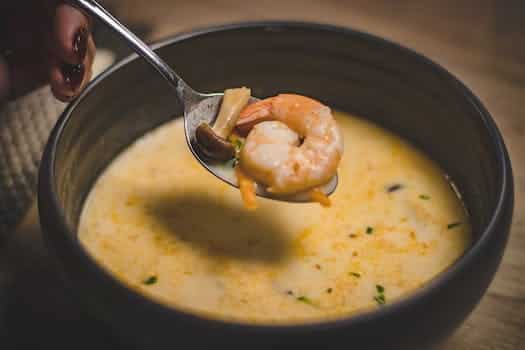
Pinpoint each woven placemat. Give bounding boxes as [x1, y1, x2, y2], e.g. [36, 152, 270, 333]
[0, 50, 115, 238]
[0, 86, 64, 237]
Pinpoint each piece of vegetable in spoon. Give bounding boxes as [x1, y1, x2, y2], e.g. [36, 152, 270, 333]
[235, 166, 257, 210]
[195, 124, 236, 160]
[309, 187, 331, 207]
[196, 87, 251, 160]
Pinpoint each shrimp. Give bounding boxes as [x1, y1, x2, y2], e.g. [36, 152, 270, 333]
[235, 94, 344, 195]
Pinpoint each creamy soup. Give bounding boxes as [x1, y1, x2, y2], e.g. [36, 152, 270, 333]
[78, 112, 470, 324]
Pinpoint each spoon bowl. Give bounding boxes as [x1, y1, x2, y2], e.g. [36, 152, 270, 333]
[184, 95, 338, 201]
[75, 0, 338, 201]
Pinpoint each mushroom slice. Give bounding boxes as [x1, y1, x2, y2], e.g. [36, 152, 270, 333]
[213, 87, 251, 139]
[196, 87, 251, 160]
[196, 123, 235, 160]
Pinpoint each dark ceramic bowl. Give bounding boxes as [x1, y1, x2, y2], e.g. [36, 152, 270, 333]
[38, 22, 513, 349]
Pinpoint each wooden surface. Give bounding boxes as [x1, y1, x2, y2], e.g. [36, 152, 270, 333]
[2, 0, 524, 349]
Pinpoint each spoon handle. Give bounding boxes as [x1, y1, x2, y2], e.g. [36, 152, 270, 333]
[74, 0, 188, 100]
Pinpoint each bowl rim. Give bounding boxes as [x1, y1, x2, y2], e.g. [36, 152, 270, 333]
[39, 21, 512, 334]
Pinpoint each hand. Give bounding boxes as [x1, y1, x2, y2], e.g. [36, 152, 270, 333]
[1, 0, 96, 102]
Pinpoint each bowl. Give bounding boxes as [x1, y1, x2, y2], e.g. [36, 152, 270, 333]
[38, 22, 514, 349]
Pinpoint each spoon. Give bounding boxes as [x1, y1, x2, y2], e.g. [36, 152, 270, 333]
[74, 0, 337, 202]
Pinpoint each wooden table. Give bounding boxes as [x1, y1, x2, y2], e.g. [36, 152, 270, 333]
[4, 1, 524, 348]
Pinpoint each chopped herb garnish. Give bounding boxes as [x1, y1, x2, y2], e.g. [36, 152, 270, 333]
[374, 294, 386, 305]
[296, 296, 315, 306]
[447, 222, 461, 229]
[419, 194, 431, 200]
[326, 288, 333, 294]
[374, 284, 386, 305]
[366, 227, 374, 234]
[143, 275, 157, 285]
[232, 138, 244, 152]
[349, 272, 361, 278]
[387, 184, 403, 193]
[224, 137, 244, 168]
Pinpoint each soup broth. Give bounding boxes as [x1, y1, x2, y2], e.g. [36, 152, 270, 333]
[78, 112, 470, 324]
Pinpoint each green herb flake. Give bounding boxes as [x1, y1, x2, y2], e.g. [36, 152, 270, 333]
[230, 138, 244, 155]
[447, 222, 461, 229]
[224, 137, 244, 168]
[366, 226, 374, 234]
[143, 275, 157, 285]
[296, 296, 315, 306]
[232, 138, 244, 151]
[374, 294, 386, 305]
[374, 284, 386, 305]
[419, 194, 431, 200]
[349, 272, 361, 278]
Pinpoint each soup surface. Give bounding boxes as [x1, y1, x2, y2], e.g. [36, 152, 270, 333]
[78, 112, 470, 324]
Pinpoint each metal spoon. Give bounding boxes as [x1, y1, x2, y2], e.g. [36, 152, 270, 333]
[74, 0, 337, 202]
